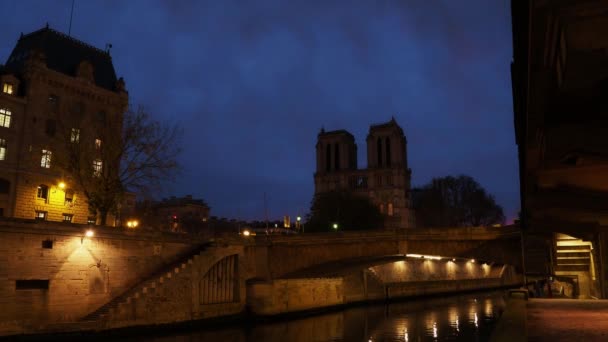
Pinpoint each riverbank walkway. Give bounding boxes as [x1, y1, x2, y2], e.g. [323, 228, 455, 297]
[491, 295, 608, 341]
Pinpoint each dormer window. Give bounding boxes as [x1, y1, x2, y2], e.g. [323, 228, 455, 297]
[2, 83, 13, 95]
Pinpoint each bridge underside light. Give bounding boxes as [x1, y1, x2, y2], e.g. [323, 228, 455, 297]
[406, 254, 442, 260]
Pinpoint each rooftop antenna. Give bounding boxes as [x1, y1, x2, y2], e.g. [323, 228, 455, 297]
[68, 0, 75, 36]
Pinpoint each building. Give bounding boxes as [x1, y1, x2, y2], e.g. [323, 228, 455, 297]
[0, 26, 128, 224]
[314, 118, 414, 229]
[138, 195, 210, 233]
[512, 0, 608, 298]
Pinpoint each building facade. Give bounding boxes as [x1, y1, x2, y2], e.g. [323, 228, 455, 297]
[137, 195, 210, 233]
[314, 118, 414, 229]
[0, 26, 128, 224]
[512, 0, 608, 298]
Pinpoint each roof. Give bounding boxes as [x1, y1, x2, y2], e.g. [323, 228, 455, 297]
[157, 195, 210, 209]
[318, 128, 355, 140]
[369, 117, 404, 134]
[4, 26, 118, 91]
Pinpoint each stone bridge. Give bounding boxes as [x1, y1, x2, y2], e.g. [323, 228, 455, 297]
[235, 226, 522, 280]
[0, 222, 523, 336]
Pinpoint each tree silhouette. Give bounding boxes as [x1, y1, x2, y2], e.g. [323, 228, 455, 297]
[306, 190, 384, 232]
[412, 175, 505, 227]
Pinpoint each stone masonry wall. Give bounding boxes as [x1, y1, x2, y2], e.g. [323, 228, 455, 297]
[0, 222, 198, 335]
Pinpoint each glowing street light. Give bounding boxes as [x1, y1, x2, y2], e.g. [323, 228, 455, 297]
[332, 223, 339, 230]
[81, 229, 94, 243]
[242, 229, 251, 237]
[297, 216, 301, 222]
[58, 181, 66, 189]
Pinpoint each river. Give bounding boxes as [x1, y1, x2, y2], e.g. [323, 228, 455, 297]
[115, 291, 507, 342]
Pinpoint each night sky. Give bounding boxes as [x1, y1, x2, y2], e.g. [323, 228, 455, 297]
[0, 1, 518, 222]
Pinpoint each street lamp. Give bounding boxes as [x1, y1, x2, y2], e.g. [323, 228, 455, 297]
[81, 229, 94, 243]
[58, 181, 66, 189]
[332, 223, 339, 230]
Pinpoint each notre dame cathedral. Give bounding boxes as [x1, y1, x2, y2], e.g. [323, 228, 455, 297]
[314, 118, 414, 229]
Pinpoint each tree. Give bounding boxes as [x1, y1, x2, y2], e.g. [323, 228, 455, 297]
[305, 190, 384, 232]
[57, 106, 181, 225]
[411, 175, 505, 227]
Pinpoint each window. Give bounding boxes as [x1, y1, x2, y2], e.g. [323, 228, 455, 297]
[41, 150, 52, 168]
[388, 203, 394, 216]
[70, 128, 80, 143]
[376, 175, 382, 187]
[48, 94, 58, 106]
[0, 138, 6, 160]
[62, 214, 73, 223]
[42, 239, 53, 249]
[37, 185, 48, 200]
[45, 119, 56, 137]
[97, 111, 106, 123]
[0, 108, 11, 128]
[377, 137, 382, 167]
[387, 175, 393, 186]
[16, 279, 49, 290]
[2, 83, 13, 95]
[64, 189, 74, 204]
[325, 144, 331, 172]
[334, 143, 340, 171]
[35, 211, 47, 221]
[95, 139, 102, 150]
[0, 178, 9, 193]
[386, 137, 391, 167]
[93, 159, 102, 177]
[379, 203, 384, 214]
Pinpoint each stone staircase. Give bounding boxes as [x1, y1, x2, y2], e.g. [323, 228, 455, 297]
[555, 233, 592, 273]
[79, 243, 210, 322]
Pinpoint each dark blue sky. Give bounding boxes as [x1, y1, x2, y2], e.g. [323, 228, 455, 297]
[0, 0, 518, 222]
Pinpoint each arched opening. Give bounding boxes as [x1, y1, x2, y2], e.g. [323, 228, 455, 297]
[325, 144, 331, 172]
[334, 143, 340, 171]
[377, 137, 383, 167]
[386, 137, 391, 167]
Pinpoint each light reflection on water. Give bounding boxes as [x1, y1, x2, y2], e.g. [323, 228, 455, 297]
[115, 291, 506, 342]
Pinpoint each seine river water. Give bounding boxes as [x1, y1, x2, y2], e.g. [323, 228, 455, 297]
[116, 291, 507, 342]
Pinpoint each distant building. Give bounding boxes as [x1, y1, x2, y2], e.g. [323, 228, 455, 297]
[139, 195, 210, 233]
[314, 118, 414, 229]
[0, 26, 129, 224]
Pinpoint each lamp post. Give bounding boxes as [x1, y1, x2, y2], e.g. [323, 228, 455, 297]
[332, 223, 339, 230]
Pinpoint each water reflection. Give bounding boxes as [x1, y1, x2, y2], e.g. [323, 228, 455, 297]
[115, 291, 506, 342]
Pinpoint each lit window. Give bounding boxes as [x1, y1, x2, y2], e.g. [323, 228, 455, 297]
[2, 83, 13, 95]
[388, 203, 394, 216]
[70, 128, 80, 143]
[64, 189, 74, 204]
[35, 211, 47, 221]
[41, 150, 52, 168]
[379, 203, 384, 214]
[62, 214, 73, 223]
[0, 108, 11, 128]
[93, 159, 102, 177]
[0, 138, 5, 160]
[37, 185, 48, 200]
[95, 139, 102, 150]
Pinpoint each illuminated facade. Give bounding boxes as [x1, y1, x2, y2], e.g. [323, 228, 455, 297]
[0, 26, 128, 224]
[314, 118, 414, 229]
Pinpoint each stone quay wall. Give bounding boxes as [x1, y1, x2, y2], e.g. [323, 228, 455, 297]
[0, 221, 203, 336]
